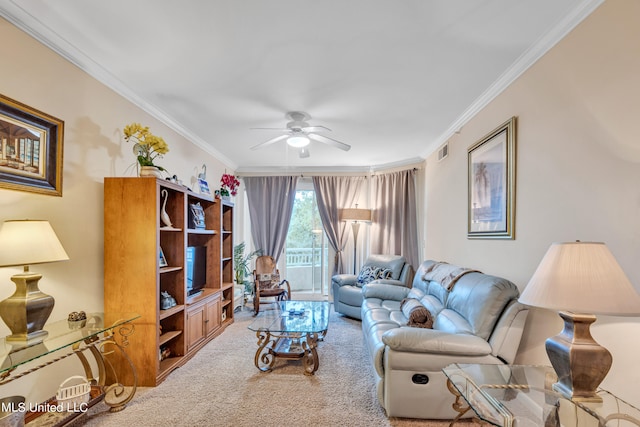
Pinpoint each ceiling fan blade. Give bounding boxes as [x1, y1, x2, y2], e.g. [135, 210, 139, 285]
[250, 134, 289, 150]
[308, 133, 351, 151]
[302, 125, 331, 132]
[299, 147, 310, 158]
[250, 127, 290, 131]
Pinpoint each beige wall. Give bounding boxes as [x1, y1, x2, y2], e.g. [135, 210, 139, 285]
[423, 0, 640, 405]
[3, 0, 639, 410]
[0, 17, 235, 402]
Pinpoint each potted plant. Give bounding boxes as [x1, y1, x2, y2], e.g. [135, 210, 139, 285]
[233, 242, 262, 293]
[216, 173, 240, 199]
[123, 122, 169, 177]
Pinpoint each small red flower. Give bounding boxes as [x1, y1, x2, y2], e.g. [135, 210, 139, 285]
[220, 173, 240, 196]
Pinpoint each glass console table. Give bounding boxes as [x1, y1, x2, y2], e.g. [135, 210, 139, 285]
[443, 364, 640, 427]
[0, 312, 140, 424]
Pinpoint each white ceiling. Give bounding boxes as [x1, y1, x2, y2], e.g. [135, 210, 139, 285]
[0, 0, 602, 173]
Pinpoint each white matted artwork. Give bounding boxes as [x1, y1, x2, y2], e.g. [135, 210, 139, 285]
[467, 116, 516, 239]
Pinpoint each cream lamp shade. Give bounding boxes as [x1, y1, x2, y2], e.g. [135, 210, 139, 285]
[519, 241, 640, 403]
[0, 220, 69, 343]
[340, 208, 372, 222]
[340, 206, 372, 274]
[0, 220, 69, 267]
[519, 241, 640, 315]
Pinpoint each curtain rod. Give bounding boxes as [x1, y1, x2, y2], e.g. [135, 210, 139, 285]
[237, 167, 419, 179]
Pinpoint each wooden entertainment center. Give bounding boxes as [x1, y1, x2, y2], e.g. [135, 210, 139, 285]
[104, 177, 235, 386]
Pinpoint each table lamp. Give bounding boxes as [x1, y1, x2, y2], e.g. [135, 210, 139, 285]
[519, 241, 640, 402]
[0, 220, 69, 342]
[340, 204, 372, 274]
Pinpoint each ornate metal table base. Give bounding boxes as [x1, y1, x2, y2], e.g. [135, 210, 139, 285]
[254, 329, 326, 375]
[446, 379, 473, 426]
[74, 321, 138, 412]
[0, 314, 138, 420]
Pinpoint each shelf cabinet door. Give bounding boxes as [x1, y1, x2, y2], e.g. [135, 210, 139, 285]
[186, 303, 206, 352]
[205, 298, 221, 336]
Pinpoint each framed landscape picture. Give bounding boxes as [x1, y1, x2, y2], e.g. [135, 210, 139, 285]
[0, 94, 64, 196]
[467, 117, 516, 239]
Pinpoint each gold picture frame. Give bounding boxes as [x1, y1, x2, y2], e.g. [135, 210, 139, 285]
[467, 117, 516, 239]
[0, 94, 64, 196]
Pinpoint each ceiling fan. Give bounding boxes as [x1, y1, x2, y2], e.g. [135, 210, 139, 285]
[250, 111, 351, 158]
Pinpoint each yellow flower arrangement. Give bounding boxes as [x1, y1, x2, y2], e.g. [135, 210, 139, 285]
[123, 122, 169, 171]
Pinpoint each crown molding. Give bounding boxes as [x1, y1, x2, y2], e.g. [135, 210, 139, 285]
[236, 156, 425, 176]
[422, 0, 605, 159]
[0, 1, 238, 170]
[1, 0, 602, 172]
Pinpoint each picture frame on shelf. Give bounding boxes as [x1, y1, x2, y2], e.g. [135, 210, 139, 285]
[467, 116, 516, 239]
[198, 178, 210, 195]
[189, 202, 206, 229]
[159, 246, 168, 267]
[0, 93, 64, 196]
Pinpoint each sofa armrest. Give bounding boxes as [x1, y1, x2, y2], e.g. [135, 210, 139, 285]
[381, 327, 492, 356]
[331, 274, 358, 287]
[362, 282, 411, 301]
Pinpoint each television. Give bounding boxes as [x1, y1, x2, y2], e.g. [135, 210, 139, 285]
[186, 246, 207, 297]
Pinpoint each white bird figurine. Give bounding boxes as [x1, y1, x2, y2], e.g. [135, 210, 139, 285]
[198, 164, 207, 181]
[160, 189, 172, 227]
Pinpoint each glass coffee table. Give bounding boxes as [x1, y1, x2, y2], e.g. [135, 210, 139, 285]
[443, 363, 640, 427]
[248, 300, 330, 375]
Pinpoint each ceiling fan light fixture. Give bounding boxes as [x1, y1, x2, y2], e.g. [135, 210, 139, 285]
[287, 135, 310, 148]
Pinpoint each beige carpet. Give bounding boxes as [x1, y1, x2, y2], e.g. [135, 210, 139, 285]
[76, 301, 476, 426]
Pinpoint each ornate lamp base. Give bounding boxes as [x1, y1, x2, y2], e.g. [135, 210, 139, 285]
[0, 271, 54, 343]
[546, 311, 611, 403]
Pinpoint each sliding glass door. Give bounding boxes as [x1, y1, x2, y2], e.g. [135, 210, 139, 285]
[284, 187, 329, 295]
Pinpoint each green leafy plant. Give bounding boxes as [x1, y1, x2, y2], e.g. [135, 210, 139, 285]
[233, 242, 262, 286]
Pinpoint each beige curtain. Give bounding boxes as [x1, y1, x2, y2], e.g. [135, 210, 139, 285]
[370, 169, 419, 269]
[312, 176, 366, 276]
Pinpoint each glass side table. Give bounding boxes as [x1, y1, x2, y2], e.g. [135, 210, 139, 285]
[0, 312, 140, 424]
[443, 364, 640, 427]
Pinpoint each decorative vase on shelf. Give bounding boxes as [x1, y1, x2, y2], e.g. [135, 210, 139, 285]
[139, 166, 162, 178]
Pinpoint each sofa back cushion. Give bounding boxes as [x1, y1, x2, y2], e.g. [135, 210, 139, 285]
[438, 272, 520, 340]
[408, 260, 447, 317]
[364, 254, 407, 280]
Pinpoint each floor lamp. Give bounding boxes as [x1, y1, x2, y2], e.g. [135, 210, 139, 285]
[340, 205, 372, 274]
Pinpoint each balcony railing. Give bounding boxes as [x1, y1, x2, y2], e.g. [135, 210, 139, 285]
[285, 247, 327, 267]
[284, 247, 329, 293]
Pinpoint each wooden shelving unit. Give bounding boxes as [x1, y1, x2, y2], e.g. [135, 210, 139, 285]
[104, 177, 234, 386]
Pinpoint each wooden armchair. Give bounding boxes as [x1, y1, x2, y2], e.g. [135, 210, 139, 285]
[252, 255, 291, 315]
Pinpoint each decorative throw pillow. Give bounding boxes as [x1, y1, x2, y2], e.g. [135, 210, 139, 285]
[258, 273, 281, 290]
[356, 266, 393, 286]
[356, 266, 378, 286]
[400, 298, 433, 328]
